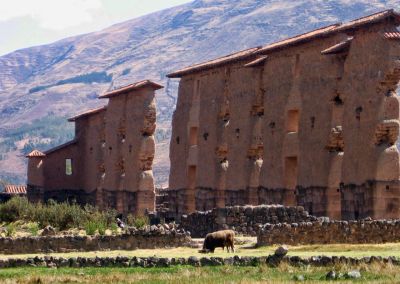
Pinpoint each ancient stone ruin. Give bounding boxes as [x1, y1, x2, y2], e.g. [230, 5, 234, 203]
[0, 224, 190, 255]
[179, 205, 317, 237]
[26, 80, 163, 215]
[25, 10, 400, 221]
[166, 10, 400, 220]
[257, 219, 400, 246]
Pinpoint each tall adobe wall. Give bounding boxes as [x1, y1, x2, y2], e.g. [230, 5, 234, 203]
[168, 15, 400, 220]
[27, 81, 162, 216]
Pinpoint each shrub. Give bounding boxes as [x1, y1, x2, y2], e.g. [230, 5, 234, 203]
[121, 68, 131, 76]
[31, 200, 87, 230]
[0, 197, 119, 232]
[126, 214, 135, 227]
[133, 216, 149, 229]
[5, 223, 16, 237]
[28, 223, 39, 236]
[0, 196, 31, 222]
[84, 221, 98, 236]
[98, 223, 106, 236]
[110, 223, 119, 235]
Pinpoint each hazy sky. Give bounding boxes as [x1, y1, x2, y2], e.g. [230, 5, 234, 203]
[0, 0, 192, 56]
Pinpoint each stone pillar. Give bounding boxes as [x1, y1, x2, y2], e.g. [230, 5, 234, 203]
[216, 159, 228, 208]
[95, 187, 104, 210]
[184, 189, 196, 213]
[248, 158, 263, 205]
[374, 145, 400, 218]
[116, 191, 125, 213]
[372, 91, 400, 219]
[327, 153, 343, 219]
[137, 170, 156, 215]
[136, 190, 155, 216]
[247, 66, 265, 206]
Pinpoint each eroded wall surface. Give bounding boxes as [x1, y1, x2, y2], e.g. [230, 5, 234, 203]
[169, 21, 400, 219]
[27, 85, 158, 215]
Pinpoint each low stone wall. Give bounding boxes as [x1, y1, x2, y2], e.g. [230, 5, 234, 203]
[0, 254, 399, 269]
[0, 224, 191, 254]
[257, 219, 400, 246]
[181, 205, 318, 237]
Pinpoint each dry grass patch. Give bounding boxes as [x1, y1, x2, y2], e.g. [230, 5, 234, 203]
[0, 263, 400, 283]
[2, 241, 400, 261]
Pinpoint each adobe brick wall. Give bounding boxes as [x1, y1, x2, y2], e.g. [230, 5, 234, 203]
[180, 205, 317, 238]
[168, 12, 400, 220]
[0, 225, 190, 254]
[27, 81, 162, 216]
[257, 219, 400, 246]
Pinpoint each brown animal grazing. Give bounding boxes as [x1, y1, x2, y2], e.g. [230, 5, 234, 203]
[200, 230, 235, 253]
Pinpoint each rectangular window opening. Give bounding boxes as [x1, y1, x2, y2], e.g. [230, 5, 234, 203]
[65, 159, 73, 176]
[189, 127, 198, 146]
[287, 109, 300, 133]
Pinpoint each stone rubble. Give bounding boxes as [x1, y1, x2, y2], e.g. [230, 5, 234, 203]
[0, 255, 396, 268]
[180, 205, 316, 237]
[257, 219, 400, 246]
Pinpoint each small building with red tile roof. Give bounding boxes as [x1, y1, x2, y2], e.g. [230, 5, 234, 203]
[0, 185, 27, 202]
[27, 80, 163, 215]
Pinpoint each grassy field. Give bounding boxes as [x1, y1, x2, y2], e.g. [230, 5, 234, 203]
[2, 241, 400, 260]
[1, 241, 400, 283]
[0, 263, 399, 283]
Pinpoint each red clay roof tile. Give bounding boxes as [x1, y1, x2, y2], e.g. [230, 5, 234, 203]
[3, 185, 27, 195]
[26, 150, 46, 158]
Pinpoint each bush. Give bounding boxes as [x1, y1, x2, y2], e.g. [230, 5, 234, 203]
[84, 221, 98, 236]
[98, 223, 106, 236]
[110, 223, 119, 235]
[0, 197, 118, 232]
[27, 223, 39, 236]
[132, 216, 149, 229]
[0, 197, 31, 222]
[5, 223, 16, 237]
[31, 200, 88, 230]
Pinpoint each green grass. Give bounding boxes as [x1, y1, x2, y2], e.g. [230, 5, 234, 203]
[0, 263, 399, 283]
[2, 242, 400, 261]
[1, 242, 400, 282]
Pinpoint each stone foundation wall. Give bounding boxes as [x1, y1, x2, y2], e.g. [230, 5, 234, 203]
[0, 254, 399, 269]
[257, 219, 400, 246]
[180, 205, 317, 237]
[296, 186, 328, 217]
[0, 225, 191, 254]
[27, 185, 96, 206]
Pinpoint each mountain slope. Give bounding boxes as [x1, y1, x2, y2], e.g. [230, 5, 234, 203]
[0, 0, 399, 186]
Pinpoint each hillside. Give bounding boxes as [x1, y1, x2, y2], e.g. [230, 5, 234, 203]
[0, 0, 398, 186]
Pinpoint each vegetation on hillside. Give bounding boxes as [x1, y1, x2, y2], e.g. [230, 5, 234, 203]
[29, 71, 113, 94]
[0, 115, 74, 157]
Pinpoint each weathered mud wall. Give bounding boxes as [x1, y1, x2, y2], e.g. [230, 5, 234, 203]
[168, 15, 400, 220]
[27, 82, 162, 215]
